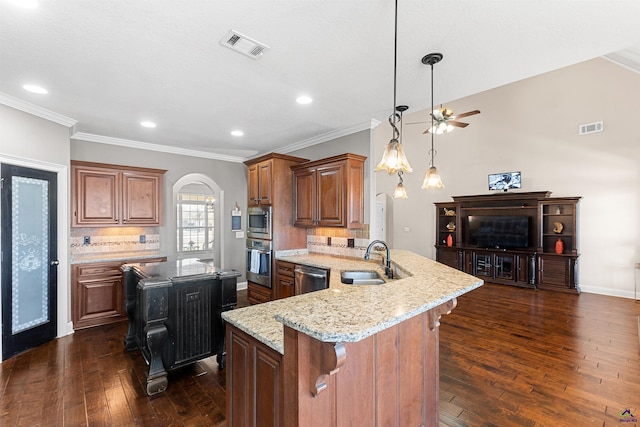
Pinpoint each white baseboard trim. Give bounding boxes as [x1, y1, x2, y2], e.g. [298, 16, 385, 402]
[236, 281, 248, 291]
[57, 322, 75, 338]
[579, 285, 636, 300]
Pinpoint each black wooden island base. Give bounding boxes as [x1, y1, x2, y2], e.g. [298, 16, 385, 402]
[122, 259, 240, 395]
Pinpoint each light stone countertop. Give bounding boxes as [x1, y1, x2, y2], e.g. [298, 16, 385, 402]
[222, 250, 483, 354]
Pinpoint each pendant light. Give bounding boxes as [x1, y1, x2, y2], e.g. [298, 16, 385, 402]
[393, 171, 408, 198]
[421, 52, 445, 190]
[375, 0, 412, 175]
[392, 105, 410, 198]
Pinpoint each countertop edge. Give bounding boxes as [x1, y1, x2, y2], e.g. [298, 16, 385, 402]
[274, 279, 483, 343]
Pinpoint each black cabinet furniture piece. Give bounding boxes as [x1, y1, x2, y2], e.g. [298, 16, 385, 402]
[122, 258, 240, 395]
[435, 192, 580, 293]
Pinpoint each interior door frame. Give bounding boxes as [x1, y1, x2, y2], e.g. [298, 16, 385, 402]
[0, 154, 72, 361]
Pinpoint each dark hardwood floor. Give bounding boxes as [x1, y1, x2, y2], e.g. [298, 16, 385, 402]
[1, 284, 638, 426]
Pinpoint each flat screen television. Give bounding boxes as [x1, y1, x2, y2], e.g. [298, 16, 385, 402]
[467, 215, 530, 249]
[488, 171, 521, 191]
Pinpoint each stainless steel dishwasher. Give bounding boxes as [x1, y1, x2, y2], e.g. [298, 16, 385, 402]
[294, 265, 328, 294]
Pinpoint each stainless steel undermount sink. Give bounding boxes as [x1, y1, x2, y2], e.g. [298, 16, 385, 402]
[340, 270, 385, 285]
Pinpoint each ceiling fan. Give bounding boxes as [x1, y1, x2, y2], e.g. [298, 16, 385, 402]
[423, 107, 481, 134]
[407, 52, 481, 134]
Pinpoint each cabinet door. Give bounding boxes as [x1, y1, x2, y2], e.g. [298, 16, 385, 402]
[247, 282, 272, 305]
[293, 168, 316, 227]
[436, 247, 459, 269]
[227, 325, 282, 427]
[122, 171, 163, 225]
[316, 163, 345, 227]
[474, 252, 493, 279]
[257, 160, 273, 205]
[73, 167, 120, 226]
[72, 263, 124, 330]
[247, 164, 260, 206]
[537, 255, 576, 290]
[494, 253, 516, 280]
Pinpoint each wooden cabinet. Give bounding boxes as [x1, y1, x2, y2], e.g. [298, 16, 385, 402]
[291, 153, 366, 229]
[537, 254, 578, 291]
[274, 260, 295, 300]
[435, 192, 580, 292]
[226, 324, 283, 427]
[247, 281, 272, 305]
[72, 261, 125, 330]
[71, 161, 165, 227]
[247, 159, 273, 206]
[72, 257, 166, 330]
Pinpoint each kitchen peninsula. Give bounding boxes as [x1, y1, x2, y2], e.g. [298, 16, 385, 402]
[222, 249, 483, 426]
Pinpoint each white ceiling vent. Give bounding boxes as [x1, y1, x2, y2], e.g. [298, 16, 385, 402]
[578, 121, 603, 135]
[220, 30, 269, 59]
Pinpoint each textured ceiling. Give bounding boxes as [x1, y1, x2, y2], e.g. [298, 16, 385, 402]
[1, 0, 639, 162]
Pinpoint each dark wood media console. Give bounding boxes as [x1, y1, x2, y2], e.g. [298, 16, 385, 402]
[435, 191, 580, 293]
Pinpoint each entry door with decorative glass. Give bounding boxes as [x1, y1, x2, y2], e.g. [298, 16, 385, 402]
[1, 164, 58, 360]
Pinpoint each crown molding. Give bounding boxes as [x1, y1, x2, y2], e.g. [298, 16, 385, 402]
[603, 48, 640, 73]
[0, 92, 77, 127]
[71, 132, 246, 163]
[275, 119, 381, 156]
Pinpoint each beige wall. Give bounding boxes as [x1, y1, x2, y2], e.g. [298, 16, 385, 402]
[374, 58, 640, 298]
[0, 104, 73, 351]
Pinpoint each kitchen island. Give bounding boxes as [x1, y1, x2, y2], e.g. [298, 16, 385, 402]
[122, 258, 240, 395]
[222, 249, 483, 426]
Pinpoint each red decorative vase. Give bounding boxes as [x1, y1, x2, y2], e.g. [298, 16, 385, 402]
[555, 238, 564, 254]
[447, 234, 453, 247]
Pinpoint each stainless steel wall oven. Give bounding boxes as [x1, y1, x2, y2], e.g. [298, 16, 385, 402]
[246, 238, 271, 288]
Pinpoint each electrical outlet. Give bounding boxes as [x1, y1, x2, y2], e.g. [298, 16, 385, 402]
[139, 235, 146, 243]
[347, 238, 355, 248]
[83, 236, 90, 245]
[327, 237, 332, 246]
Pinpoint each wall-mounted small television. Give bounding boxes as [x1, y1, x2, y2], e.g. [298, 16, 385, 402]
[467, 215, 530, 249]
[488, 171, 521, 191]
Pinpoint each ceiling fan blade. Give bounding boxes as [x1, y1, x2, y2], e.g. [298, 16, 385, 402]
[453, 110, 481, 119]
[405, 121, 428, 125]
[449, 121, 469, 128]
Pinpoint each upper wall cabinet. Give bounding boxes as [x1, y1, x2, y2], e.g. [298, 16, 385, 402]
[291, 153, 366, 229]
[247, 159, 273, 206]
[71, 161, 166, 227]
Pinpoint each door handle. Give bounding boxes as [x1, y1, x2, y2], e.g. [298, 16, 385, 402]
[51, 260, 59, 266]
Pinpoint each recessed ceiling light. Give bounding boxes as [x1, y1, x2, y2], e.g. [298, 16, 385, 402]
[296, 95, 313, 105]
[23, 84, 47, 94]
[8, 0, 38, 9]
[140, 121, 156, 128]
[231, 130, 244, 137]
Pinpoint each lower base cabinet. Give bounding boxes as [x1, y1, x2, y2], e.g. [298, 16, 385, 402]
[226, 301, 454, 426]
[537, 254, 577, 292]
[436, 247, 577, 292]
[227, 325, 283, 427]
[72, 257, 166, 330]
[247, 281, 272, 305]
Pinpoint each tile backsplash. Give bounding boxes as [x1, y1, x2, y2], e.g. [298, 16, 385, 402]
[69, 227, 160, 255]
[306, 225, 371, 258]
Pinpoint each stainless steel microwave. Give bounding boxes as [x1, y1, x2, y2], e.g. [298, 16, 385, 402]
[247, 206, 272, 240]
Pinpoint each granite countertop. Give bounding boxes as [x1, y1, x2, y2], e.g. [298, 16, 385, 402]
[123, 258, 240, 281]
[222, 250, 483, 354]
[70, 251, 167, 264]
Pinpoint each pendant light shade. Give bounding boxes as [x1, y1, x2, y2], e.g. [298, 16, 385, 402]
[421, 166, 444, 189]
[375, 138, 413, 175]
[393, 171, 408, 198]
[374, 0, 412, 176]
